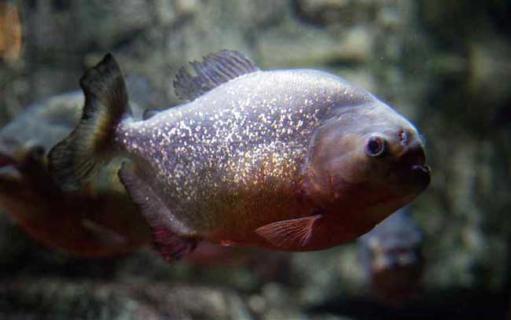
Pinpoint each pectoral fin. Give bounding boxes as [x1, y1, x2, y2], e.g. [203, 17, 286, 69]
[255, 214, 322, 250]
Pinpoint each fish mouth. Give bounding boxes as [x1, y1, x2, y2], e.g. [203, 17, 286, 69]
[411, 164, 430, 175]
[410, 164, 431, 189]
[397, 143, 431, 190]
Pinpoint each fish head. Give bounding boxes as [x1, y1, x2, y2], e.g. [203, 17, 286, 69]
[304, 102, 430, 223]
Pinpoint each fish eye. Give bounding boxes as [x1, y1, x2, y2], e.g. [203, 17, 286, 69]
[365, 136, 386, 158]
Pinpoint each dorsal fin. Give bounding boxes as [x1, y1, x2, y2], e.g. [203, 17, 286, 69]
[173, 50, 259, 101]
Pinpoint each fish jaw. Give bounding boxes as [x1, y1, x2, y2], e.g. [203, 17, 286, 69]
[393, 143, 431, 195]
[298, 164, 426, 251]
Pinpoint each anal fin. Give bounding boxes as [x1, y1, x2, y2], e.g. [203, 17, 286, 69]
[118, 163, 197, 261]
[255, 214, 322, 250]
[153, 226, 197, 261]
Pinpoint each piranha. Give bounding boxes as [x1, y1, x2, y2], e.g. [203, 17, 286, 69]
[358, 207, 424, 305]
[49, 50, 430, 261]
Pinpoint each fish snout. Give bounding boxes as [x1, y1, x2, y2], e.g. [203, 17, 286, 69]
[400, 140, 425, 166]
[397, 142, 431, 191]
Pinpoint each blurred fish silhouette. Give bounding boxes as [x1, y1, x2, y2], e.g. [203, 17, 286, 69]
[0, 1, 21, 62]
[49, 50, 430, 261]
[0, 92, 151, 257]
[359, 208, 424, 306]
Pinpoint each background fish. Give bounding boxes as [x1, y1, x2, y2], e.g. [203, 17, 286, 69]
[359, 207, 424, 306]
[49, 50, 430, 261]
[0, 92, 151, 257]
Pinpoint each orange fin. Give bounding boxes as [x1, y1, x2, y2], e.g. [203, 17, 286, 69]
[255, 214, 322, 250]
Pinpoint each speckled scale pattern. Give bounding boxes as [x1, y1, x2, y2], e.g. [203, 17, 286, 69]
[116, 69, 372, 235]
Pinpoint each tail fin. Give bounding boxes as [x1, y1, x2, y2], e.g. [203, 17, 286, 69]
[49, 54, 128, 191]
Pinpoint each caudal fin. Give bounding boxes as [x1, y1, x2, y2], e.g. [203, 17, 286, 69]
[49, 54, 128, 190]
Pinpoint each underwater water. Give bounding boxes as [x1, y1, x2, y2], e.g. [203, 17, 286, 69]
[0, 1, 510, 319]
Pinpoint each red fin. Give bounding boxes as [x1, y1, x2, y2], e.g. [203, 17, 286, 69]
[153, 226, 197, 262]
[255, 215, 322, 250]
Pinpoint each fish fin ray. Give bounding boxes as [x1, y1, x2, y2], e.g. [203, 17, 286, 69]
[118, 163, 197, 261]
[48, 53, 128, 191]
[173, 50, 259, 101]
[152, 226, 197, 261]
[255, 214, 322, 250]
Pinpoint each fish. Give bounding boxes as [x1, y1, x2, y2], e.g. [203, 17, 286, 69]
[0, 92, 151, 257]
[358, 207, 424, 305]
[0, 92, 83, 155]
[49, 50, 431, 261]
